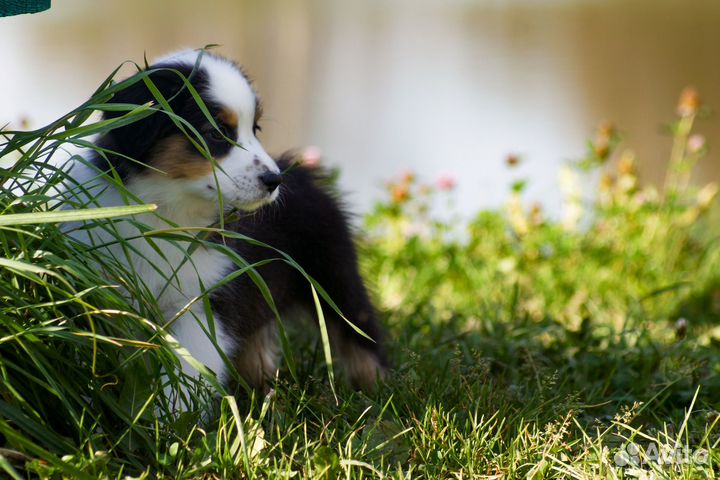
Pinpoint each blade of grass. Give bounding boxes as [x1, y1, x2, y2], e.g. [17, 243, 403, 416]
[311, 283, 337, 404]
[0, 205, 156, 226]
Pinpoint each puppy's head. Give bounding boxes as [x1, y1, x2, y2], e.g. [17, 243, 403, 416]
[97, 49, 281, 212]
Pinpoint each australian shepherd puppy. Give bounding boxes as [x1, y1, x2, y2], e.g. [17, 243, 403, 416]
[62, 49, 386, 395]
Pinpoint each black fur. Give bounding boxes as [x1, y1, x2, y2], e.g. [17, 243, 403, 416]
[213, 155, 388, 377]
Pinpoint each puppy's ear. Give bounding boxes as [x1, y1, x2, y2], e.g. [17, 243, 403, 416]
[104, 67, 190, 118]
[104, 69, 185, 151]
[96, 67, 190, 178]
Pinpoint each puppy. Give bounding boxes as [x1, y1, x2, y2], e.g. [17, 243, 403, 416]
[63, 49, 387, 395]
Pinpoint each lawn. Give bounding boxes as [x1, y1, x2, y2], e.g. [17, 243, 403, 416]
[0, 71, 718, 478]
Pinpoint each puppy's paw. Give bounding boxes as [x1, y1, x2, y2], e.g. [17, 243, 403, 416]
[343, 344, 387, 390]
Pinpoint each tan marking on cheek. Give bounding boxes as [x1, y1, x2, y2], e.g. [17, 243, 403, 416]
[218, 108, 238, 129]
[149, 134, 224, 179]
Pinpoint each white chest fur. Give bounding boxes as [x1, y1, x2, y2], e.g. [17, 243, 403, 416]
[63, 159, 236, 384]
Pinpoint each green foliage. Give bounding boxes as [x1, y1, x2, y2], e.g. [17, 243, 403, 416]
[0, 62, 222, 479]
[359, 98, 720, 478]
[1, 63, 718, 479]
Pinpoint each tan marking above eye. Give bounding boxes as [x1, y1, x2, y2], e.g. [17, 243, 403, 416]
[149, 134, 224, 179]
[218, 108, 239, 129]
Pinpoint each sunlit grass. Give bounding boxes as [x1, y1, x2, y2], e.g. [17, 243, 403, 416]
[1, 61, 718, 478]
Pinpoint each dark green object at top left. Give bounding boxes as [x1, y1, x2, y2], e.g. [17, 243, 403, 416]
[0, 0, 50, 17]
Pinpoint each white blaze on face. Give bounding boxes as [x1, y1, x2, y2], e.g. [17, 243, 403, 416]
[201, 55, 280, 209]
[152, 50, 281, 211]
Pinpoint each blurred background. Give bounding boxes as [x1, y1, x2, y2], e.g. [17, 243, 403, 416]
[2, 0, 719, 216]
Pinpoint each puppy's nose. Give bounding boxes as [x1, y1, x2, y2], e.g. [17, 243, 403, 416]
[259, 171, 282, 192]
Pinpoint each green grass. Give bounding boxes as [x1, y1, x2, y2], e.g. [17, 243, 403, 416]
[1, 63, 719, 478]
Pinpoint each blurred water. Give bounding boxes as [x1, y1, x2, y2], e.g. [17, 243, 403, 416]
[3, 0, 719, 216]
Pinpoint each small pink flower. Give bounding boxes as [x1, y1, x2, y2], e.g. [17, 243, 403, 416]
[436, 174, 456, 191]
[687, 134, 706, 154]
[301, 145, 322, 167]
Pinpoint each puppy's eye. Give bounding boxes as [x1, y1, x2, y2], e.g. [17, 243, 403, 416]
[210, 125, 230, 142]
[253, 123, 262, 136]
